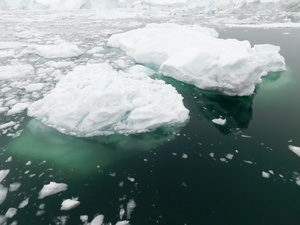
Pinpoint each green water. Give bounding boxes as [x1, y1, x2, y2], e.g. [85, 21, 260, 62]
[1, 28, 300, 225]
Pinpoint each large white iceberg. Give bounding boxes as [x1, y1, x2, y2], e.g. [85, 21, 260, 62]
[28, 63, 189, 137]
[108, 23, 286, 96]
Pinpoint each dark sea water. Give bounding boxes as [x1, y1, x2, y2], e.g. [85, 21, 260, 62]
[1, 27, 300, 225]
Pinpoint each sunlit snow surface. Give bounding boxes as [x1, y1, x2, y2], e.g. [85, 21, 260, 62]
[0, 1, 300, 225]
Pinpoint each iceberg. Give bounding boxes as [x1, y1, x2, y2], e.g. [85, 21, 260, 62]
[28, 63, 189, 137]
[108, 23, 286, 96]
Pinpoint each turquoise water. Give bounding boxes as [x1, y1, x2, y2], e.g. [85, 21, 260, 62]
[0, 28, 300, 225]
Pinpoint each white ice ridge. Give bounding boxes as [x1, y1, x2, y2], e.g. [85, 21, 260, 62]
[28, 63, 189, 137]
[38, 182, 68, 199]
[108, 23, 286, 96]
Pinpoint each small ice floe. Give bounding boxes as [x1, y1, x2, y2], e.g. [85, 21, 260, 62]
[24, 83, 45, 92]
[5, 208, 17, 218]
[288, 145, 300, 157]
[212, 118, 226, 125]
[36, 210, 45, 216]
[0, 64, 34, 80]
[32, 42, 83, 58]
[91, 214, 104, 225]
[226, 153, 234, 160]
[25, 161, 32, 166]
[126, 199, 136, 219]
[262, 171, 270, 178]
[87, 46, 105, 54]
[61, 198, 80, 211]
[0, 122, 16, 130]
[0, 169, 10, 182]
[241, 134, 252, 138]
[9, 182, 21, 192]
[0, 185, 8, 204]
[119, 208, 125, 220]
[5, 157, 12, 163]
[7, 103, 30, 116]
[116, 221, 129, 225]
[243, 160, 253, 164]
[127, 177, 135, 182]
[38, 182, 68, 199]
[80, 215, 88, 223]
[182, 153, 188, 159]
[18, 197, 29, 208]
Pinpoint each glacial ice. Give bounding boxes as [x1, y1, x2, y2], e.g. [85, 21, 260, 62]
[108, 23, 286, 96]
[28, 63, 189, 137]
[38, 182, 68, 199]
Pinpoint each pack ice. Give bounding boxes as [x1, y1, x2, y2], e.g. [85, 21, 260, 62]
[27, 63, 189, 137]
[108, 23, 286, 96]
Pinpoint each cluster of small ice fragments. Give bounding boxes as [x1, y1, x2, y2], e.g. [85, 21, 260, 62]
[0, 162, 136, 225]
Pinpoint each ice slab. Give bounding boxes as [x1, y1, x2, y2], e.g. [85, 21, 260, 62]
[0, 64, 34, 80]
[7, 103, 30, 116]
[91, 215, 104, 225]
[61, 198, 80, 210]
[108, 23, 286, 96]
[212, 118, 226, 125]
[28, 63, 189, 137]
[38, 182, 68, 199]
[0, 185, 8, 205]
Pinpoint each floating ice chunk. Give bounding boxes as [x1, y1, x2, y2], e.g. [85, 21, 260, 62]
[9, 182, 21, 192]
[61, 198, 80, 210]
[108, 23, 286, 96]
[0, 170, 9, 182]
[0, 64, 34, 80]
[226, 153, 234, 160]
[38, 182, 68, 199]
[36, 210, 45, 216]
[0, 185, 8, 205]
[5, 208, 17, 218]
[212, 118, 226, 125]
[126, 199, 136, 219]
[116, 221, 129, 225]
[0, 107, 9, 114]
[25, 161, 32, 166]
[18, 197, 29, 208]
[5, 157, 12, 163]
[91, 215, 104, 225]
[87, 46, 105, 54]
[0, 121, 16, 130]
[28, 63, 189, 137]
[33, 42, 83, 58]
[80, 215, 88, 223]
[24, 83, 45, 92]
[119, 208, 125, 220]
[262, 171, 270, 178]
[7, 103, 30, 116]
[288, 145, 300, 157]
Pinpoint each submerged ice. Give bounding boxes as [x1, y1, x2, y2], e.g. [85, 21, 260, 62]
[108, 23, 286, 96]
[28, 63, 189, 137]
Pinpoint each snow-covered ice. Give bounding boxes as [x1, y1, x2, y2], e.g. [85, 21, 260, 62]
[38, 182, 68, 199]
[61, 198, 80, 210]
[28, 63, 189, 137]
[108, 23, 286, 96]
[7, 102, 30, 115]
